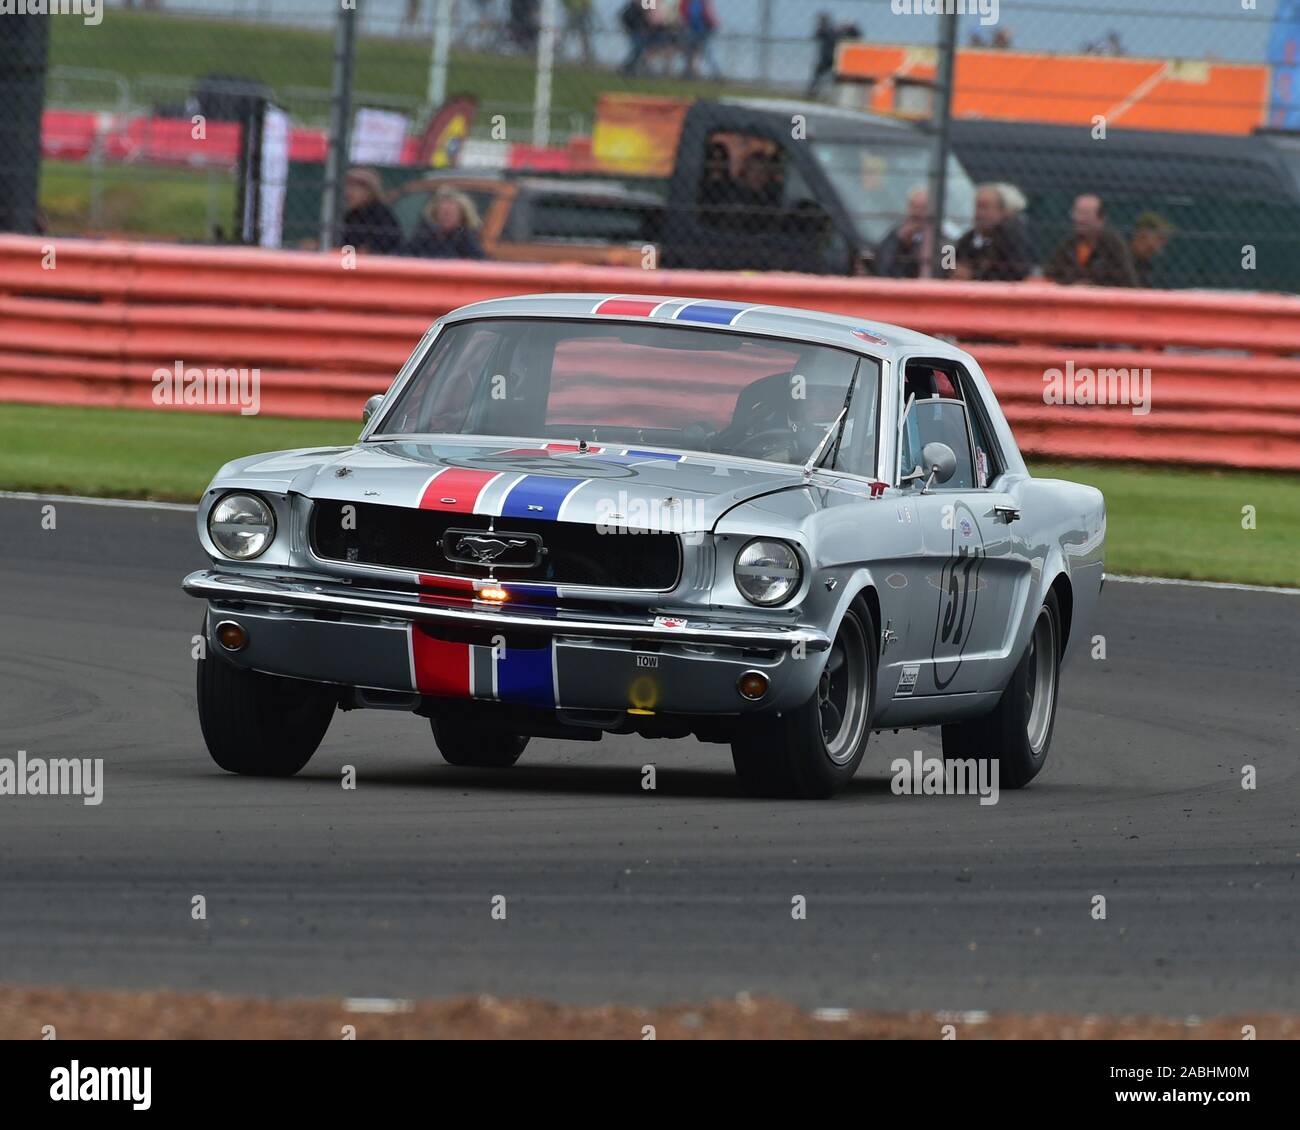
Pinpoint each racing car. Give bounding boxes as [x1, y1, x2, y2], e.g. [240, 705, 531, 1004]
[184, 293, 1105, 798]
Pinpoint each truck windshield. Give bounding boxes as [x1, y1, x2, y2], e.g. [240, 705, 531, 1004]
[375, 318, 880, 476]
[812, 139, 975, 246]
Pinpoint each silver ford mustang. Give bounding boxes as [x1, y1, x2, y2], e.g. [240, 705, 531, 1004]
[184, 293, 1105, 798]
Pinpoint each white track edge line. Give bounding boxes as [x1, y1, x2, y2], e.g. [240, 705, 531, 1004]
[1106, 574, 1300, 596]
[0, 490, 196, 512]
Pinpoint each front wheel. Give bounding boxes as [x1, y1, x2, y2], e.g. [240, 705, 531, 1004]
[730, 598, 878, 799]
[197, 639, 336, 776]
[942, 589, 1062, 789]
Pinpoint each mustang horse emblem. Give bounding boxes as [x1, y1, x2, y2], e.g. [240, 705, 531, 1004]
[454, 535, 531, 563]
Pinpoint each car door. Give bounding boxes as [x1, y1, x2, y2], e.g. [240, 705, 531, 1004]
[896, 359, 1029, 696]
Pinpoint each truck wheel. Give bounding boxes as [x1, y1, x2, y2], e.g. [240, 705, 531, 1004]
[197, 641, 336, 777]
[430, 716, 529, 767]
[942, 589, 1061, 789]
[730, 598, 877, 798]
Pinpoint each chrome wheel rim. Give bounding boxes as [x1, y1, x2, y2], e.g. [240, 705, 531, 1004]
[818, 613, 869, 764]
[1025, 608, 1057, 756]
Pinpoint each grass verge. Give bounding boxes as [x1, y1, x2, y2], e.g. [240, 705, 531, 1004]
[41, 160, 236, 242]
[0, 405, 1296, 587]
[50, 10, 761, 124]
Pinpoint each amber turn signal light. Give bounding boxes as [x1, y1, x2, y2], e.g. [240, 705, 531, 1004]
[214, 620, 247, 651]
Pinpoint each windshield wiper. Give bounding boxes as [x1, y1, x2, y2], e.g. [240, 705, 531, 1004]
[802, 404, 849, 477]
[802, 359, 861, 478]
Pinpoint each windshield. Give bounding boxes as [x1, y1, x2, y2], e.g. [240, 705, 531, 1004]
[376, 318, 881, 475]
[812, 139, 975, 245]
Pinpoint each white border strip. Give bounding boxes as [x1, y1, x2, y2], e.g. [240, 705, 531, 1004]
[1107, 574, 1300, 597]
[0, 490, 196, 513]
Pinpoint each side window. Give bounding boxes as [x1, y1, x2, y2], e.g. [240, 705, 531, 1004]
[900, 360, 978, 489]
[911, 400, 976, 489]
[697, 130, 785, 233]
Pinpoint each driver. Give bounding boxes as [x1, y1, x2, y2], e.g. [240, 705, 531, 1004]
[722, 369, 843, 464]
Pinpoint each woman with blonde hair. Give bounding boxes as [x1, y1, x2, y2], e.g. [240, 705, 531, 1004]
[404, 189, 487, 260]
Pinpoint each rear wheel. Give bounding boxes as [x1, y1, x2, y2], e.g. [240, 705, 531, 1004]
[197, 634, 336, 776]
[942, 589, 1062, 789]
[730, 598, 877, 799]
[430, 715, 529, 768]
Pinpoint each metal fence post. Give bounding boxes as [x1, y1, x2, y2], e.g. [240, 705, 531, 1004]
[319, 4, 358, 250]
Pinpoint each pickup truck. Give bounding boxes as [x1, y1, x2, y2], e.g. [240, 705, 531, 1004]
[591, 96, 976, 276]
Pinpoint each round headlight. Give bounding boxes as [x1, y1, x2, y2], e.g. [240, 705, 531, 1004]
[209, 493, 276, 560]
[734, 539, 802, 606]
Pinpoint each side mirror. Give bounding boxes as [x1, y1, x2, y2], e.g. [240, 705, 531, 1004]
[361, 394, 384, 425]
[920, 441, 957, 493]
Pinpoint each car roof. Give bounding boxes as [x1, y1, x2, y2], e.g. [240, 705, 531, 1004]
[438, 293, 962, 358]
[713, 97, 927, 142]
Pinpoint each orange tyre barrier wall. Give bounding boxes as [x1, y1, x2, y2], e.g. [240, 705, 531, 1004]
[1, 235, 1299, 470]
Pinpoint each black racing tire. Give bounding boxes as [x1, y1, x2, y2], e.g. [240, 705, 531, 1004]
[197, 633, 336, 777]
[942, 588, 1062, 790]
[430, 715, 529, 768]
[730, 597, 878, 799]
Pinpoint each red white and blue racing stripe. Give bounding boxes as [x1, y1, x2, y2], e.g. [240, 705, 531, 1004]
[592, 295, 755, 326]
[409, 627, 559, 709]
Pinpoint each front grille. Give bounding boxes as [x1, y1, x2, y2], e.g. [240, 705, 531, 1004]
[310, 500, 681, 591]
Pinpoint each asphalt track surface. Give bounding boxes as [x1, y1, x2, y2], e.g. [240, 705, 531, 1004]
[0, 496, 1296, 1017]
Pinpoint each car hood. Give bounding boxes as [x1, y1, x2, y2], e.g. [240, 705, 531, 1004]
[213, 437, 818, 533]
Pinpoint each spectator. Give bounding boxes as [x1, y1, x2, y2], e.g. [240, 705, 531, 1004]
[341, 168, 402, 255]
[561, 0, 595, 65]
[1044, 193, 1138, 286]
[508, 0, 539, 52]
[682, 0, 722, 80]
[953, 183, 1032, 281]
[875, 186, 934, 279]
[1129, 211, 1174, 288]
[619, 0, 654, 74]
[698, 141, 739, 215]
[621, 0, 684, 76]
[404, 190, 487, 260]
[736, 149, 784, 212]
[808, 13, 839, 98]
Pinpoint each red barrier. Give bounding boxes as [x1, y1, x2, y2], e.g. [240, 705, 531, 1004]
[2, 235, 1299, 469]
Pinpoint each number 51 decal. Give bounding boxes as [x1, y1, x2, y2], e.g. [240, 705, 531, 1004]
[931, 504, 986, 690]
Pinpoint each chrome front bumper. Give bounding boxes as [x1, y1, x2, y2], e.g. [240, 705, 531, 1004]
[184, 570, 830, 714]
[182, 571, 830, 652]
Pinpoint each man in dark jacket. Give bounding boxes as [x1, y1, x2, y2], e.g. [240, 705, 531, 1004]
[341, 168, 402, 255]
[875, 186, 932, 279]
[953, 184, 1032, 281]
[1044, 193, 1138, 286]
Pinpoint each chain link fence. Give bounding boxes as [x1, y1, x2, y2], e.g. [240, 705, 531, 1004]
[3, 0, 1300, 291]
